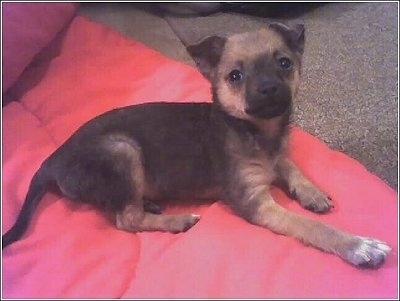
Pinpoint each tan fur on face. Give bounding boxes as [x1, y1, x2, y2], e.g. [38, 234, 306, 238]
[214, 28, 302, 121]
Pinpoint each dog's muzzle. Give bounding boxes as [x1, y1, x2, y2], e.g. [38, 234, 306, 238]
[245, 80, 292, 119]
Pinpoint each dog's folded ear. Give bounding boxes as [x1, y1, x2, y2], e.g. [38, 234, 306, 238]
[186, 36, 226, 81]
[268, 22, 305, 54]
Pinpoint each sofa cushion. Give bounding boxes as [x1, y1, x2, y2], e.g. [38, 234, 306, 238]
[2, 2, 78, 96]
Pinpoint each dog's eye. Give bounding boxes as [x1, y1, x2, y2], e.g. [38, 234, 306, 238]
[278, 57, 292, 70]
[228, 70, 243, 82]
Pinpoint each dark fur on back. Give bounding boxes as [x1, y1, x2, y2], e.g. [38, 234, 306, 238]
[48, 103, 218, 209]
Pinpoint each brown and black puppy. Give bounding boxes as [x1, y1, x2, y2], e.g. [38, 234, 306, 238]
[2, 23, 390, 268]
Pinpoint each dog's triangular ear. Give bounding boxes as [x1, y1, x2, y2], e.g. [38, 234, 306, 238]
[269, 22, 305, 54]
[186, 36, 226, 81]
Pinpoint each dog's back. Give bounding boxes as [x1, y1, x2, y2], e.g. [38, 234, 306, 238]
[48, 102, 219, 205]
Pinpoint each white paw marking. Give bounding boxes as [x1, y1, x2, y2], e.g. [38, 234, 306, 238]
[352, 236, 391, 266]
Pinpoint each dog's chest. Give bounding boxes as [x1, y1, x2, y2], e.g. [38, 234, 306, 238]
[248, 132, 283, 172]
[222, 128, 284, 187]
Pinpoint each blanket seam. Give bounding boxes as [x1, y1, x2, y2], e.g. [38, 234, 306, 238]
[19, 101, 59, 148]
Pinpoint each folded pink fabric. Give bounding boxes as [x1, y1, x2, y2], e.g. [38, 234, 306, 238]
[2, 2, 77, 93]
[2, 16, 397, 298]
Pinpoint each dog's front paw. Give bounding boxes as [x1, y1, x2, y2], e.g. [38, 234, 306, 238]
[292, 184, 333, 213]
[342, 236, 391, 268]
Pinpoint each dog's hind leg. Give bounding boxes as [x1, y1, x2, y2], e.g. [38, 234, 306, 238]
[115, 151, 199, 233]
[57, 134, 200, 233]
[116, 204, 200, 233]
[143, 200, 162, 214]
[103, 134, 200, 233]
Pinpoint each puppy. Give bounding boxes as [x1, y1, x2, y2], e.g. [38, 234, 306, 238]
[2, 23, 391, 268]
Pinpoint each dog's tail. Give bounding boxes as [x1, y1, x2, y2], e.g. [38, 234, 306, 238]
[2, 168, 51, 249]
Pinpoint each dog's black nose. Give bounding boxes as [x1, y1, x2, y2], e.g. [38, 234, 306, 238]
[257, 81, 278, 96]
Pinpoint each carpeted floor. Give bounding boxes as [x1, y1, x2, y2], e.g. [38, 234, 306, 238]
[79, 2, 398, 190]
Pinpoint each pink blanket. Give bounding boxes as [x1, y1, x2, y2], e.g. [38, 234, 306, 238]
[2, 16, 397, 298]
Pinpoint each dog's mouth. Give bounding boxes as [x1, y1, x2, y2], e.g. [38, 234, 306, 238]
[245, 101, 289, 119]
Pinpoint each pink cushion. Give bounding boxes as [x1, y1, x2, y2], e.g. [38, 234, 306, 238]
[2, 2, 77, 93]
[2, 16, 397, 298]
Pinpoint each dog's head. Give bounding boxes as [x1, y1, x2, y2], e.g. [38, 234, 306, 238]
[187, 23, 305, 121]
